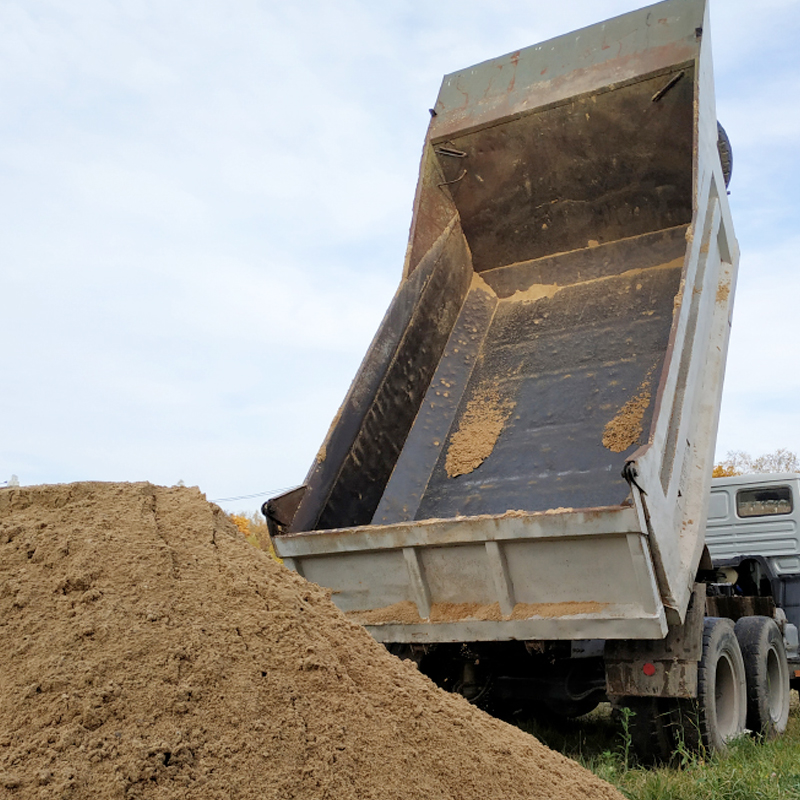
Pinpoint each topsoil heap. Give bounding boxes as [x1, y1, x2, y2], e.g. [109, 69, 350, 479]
[0, 481, 623, 800]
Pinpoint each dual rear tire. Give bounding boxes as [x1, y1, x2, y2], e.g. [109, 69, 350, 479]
[624, 616, 789, 762]
[735, 616, 790, 740]
[696, 616, 789, 748]
[689, 617, 747, 753]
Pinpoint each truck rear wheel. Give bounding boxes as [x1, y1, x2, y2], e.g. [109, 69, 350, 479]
[617, 697, 680, 764]
[690, 617, 747, 753]
[734, 616, 790, 739]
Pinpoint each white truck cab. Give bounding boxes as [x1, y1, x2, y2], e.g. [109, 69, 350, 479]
[706, 473, 800, 665]
[708, 473, 800, 573]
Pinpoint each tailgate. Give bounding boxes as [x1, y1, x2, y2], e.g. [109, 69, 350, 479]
[275, 506, 667, 642]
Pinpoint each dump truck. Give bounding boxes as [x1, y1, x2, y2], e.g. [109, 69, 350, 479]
[266, 0, 791, 760]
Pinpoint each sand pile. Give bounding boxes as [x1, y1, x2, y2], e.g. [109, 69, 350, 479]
[0, 482, 623, 800]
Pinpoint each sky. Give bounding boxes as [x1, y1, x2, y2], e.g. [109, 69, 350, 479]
[2, 0, 800, 514]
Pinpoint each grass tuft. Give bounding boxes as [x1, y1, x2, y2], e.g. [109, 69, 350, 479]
[520, 697, 800, 800]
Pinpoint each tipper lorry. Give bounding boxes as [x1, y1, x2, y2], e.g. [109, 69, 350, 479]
[266, 0, 794, 759]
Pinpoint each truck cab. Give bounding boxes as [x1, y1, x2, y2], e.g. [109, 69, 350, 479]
[706, 473, 800, 666]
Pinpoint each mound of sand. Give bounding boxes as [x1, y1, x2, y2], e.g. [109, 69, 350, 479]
[0, 482, 622, 800]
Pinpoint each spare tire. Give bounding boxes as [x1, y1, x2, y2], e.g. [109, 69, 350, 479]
[717, 122, 733, 188]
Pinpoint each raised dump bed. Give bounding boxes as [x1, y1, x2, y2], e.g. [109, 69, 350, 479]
[270, 0, 738, 646]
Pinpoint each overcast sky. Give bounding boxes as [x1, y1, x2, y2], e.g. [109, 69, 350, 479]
[2, 0, 799, 513]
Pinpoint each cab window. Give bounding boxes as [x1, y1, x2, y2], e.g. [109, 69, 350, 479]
[736, 486, 793, 518]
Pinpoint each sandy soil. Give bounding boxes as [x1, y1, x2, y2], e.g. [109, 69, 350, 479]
[0, 482, 623, 800]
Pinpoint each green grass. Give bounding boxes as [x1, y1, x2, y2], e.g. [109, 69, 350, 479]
[519, 698, 800, 800]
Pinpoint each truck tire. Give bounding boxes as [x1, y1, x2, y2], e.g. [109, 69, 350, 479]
[691, 617, 747, 753]
[617, 697, 679, 764]
[734, 616, 790, 739]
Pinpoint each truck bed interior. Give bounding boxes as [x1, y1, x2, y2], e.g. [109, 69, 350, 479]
[291, 64, 695, 534]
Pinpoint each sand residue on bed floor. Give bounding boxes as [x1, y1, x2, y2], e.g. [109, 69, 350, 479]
[445, 387, 515, 477]
[602, 377, 652, 453]
[506, 283, 561, 304]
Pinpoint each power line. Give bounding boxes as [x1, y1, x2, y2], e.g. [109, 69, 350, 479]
[212, 486, 297, 504]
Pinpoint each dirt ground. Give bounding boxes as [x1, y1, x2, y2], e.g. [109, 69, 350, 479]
[0, 482, 624, 800]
